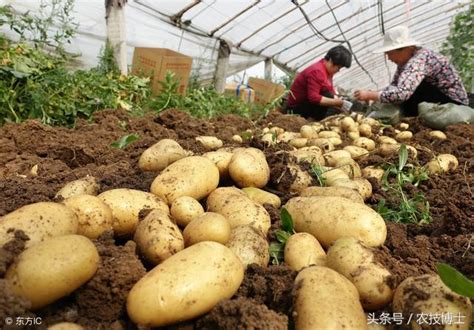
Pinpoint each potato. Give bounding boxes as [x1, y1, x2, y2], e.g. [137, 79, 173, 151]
[151, 156, 219, 204]
[328, 137, 343, 146]
[127, 241, 244, 327]
[226, 225, 269, 268]
[0, 202, 78, 248]
[284, 233, 326, 271]
[358, 123, 372, 137]
[5, 235, 99, 309]
[318, 130, 340, 139]
[330, 126, 342, 134]
[170, 196, 204, 227]
[277, 131, 300, 143]
[336, 158, 362, 179]
[307, 138, 334, 153]
[377, 136, 397, 145]
[232, 135, 243, 143]
[289, 137, 308, 148]
[348, 130, 360, 141]
[195, 136, 223, 150]
[343, 145, 369, 159]
[393, 274, 472, 330]
[377, 143, 400, 157]
[294, 266, 368, 330]
[242, 187, 281, 208]
[321, 168, 350, 186]
[183, 212, 231, 246]
[261, 132, 276, 146]
[228, 148, 270, 188]
[362, 166, 385, 182]
[98, 188, 169, 236]
[55, 176, 99, 200]
[300, 186, 364, 203]
[285, 196, 386, 248]
[138, 139, 187, 172]
[340, 117, 357, 132]
[429, 130, 447, 140]
[395, 131, 413, 141]
[62, 195, 113, 239]
[360, 117, 379, 126]
[291, 146, 325, 166]
[326, 237, 393, 310]
[330, 178, 360, 191]
[398, 122, 409, 130]
[353, 137, 376, 151]
[282, 163, 313, 193]
[310, 122, 324, 132]
[353, 178, 373, 200]
[47, 323, 84, 330]
[425, 154, 458, 174]
[300, 125, 318, 139]
[269, 126, 285, 135]
[134, 209, 184, 265]
[207, 187, 271, 235]
[324, 150, 352, 167]
[203, 150, 233, 179]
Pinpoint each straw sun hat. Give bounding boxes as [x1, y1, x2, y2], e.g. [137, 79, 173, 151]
[374, 25, 421, 53]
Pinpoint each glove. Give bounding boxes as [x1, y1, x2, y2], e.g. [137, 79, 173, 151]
[341, 100, 353, 112]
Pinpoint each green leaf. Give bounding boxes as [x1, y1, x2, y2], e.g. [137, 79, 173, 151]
[110, 133, 140, 149]
[398, 144, 408, 171]
[275, 229, 291, 244]
[437, 263, 474, 298]
[280, 207, 294, 232]
[269, 242, 284, 265]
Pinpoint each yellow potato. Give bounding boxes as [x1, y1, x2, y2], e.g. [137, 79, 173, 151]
[277, 131, 300, 143]
[203, 150, 233, 179]
[321, 168, 350, 186]
[55, 176, 99, 200]
[429, 130, 447, 140]
[330, 178, 360, 191]
[261, 132, 276, 146]
[362, 166, 385, 182]
[285, 196, 386, 248]
[328, 137, 343, 146]
[127, 241, 244, 327]
[183, 212, 231, 246]
[207, 187, 271, 235]
[318, 131, 340, 139]
[195, 136, 223, 150]
[353, 137, 376, 151]
[170, 196, 204, 227]
[294, 266, 368, 330]
[290, 146, 325, 167]
[0, 202, 78, 248]
[377, 136, 397, 145]
[358, 123, 372, 137]
[377, 143, 400, 157]
[353, 178, 373, 200]
[62, 195, 113, 239]
[343, 145, 369, 159]
[284, 233, 326, 271]
[138, 139, 187, 172]
[300, 186, 364, 203]
[300, 125, 318, 139]
[151, 156, 220, 204]
[228, 148, 270, 188]
[395, 131, 413, 141]
[340, 117, 357, 132]
[336, 158, 362, 179]
[232, 134, 243, 143]
[5, 235, 99, 309]
[425, 154, 458, 174]
[348, 130, 360, 141]
[360, 117, 379, 126]
[98, 188, 169, 236]
[398, 122, 409, 130]
[289, 137, 308, 148]
[324, 150, 352, 167]
[242, 187, 281, 208]
[393, 274, 472, 330]
[307, 138, 334, 153]
[326, 237, 393, 310]
[226, 225, 269, 268]
[47, 323, 84, 330]
[281, 163, 313, 193]
[134, 209, 184, 265]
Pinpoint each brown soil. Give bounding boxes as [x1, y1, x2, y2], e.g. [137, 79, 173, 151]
[0, 109, 472, 329]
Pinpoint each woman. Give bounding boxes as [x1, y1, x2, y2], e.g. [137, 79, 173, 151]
[286, 45, 352, 120]
[354, 26, 468, 116]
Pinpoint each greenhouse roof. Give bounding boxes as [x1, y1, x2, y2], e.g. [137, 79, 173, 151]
[2, 0, 471, 91]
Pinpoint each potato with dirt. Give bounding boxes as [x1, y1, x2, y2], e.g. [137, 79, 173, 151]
[425, 154, 459, 174]
[203, 150, 233, 179]
[55, 175, 99, 200]
[284, 232, 326, 271]
[183, 212, 231, 246]
[285, 196, 386, 248]
[138, 138, 187, 171]
[151, 156, 220, 204]
[207, 187, 271, 235]
[226, 225, 269, 268]
[393, 274, 472, 330]
[279, 163, 314, 193]
[5, 234, 99, 309]
[294, 266, 368, 329]
[62, 194, 113, 239]
[134, 209, 184, 265]
[127, 241, 244, 327]
[242, 187, 281, 208]
[195, 136, 223, 150]
[300, 186, 364, 203]
[290, 146, 325, 167]
[0, 202, 78, 248]
[170, 196, 205, 227]
[228, 147, 270, 188]
[98, 188, 169, 236]
[326, 237, 393, 310]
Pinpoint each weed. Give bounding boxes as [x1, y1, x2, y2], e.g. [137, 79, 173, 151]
[110, 133, 140, 149]
[309, 164, 326, 187]
[269, 208, 295, 265]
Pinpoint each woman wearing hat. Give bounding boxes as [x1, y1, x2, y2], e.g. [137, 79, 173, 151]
[354, 26, 468, 116]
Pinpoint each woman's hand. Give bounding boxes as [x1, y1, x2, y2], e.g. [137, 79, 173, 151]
[354, 90, 380, 102]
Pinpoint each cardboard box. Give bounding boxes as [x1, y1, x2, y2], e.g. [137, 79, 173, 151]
[131, 47, 193, 95]
[224, 83, 255, 103]
[248, 77, 286, 105]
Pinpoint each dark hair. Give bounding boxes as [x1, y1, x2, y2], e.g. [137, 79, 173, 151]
[324, 45, 352, 68]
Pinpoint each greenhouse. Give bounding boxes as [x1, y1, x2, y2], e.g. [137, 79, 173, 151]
[0, 0, 473, 329]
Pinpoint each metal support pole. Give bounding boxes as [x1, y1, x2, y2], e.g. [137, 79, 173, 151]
[214, 40, 231, 94]
[264, 58, 273, 80]
[106, 0, 128, 75]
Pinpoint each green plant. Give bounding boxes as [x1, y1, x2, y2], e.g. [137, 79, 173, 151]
[441, 3, 473, 91]
[309, 164, 326, 187]
[110, 133, 140, 149]
[437, 263, 474, 298]
[376, 144, 431, 224]
[269, 208, 295, 265]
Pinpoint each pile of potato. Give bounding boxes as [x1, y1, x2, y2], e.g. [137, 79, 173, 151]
[0, 114, 470, 329]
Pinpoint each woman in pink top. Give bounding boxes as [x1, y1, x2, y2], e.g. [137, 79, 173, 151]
[355, 26, 468, 117]
[286, 45, 352, 120]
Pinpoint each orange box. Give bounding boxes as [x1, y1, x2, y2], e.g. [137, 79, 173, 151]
[224, 83, 255, 103]
[248, 77, 285, 104]
[131, 47, 193, 95]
